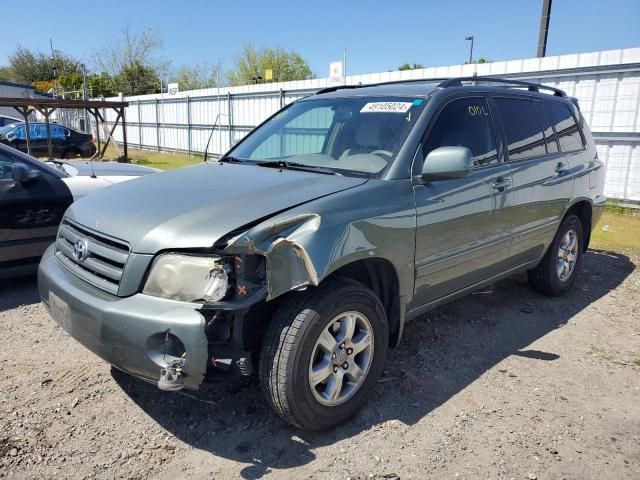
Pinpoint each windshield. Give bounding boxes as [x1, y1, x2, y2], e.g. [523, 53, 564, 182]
[228, 96, 427, 176]
[0, 124, 18, 137]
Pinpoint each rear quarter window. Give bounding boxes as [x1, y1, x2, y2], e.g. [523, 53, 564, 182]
[51, 125, 67, 139]
[534, 102, 559, 154]
[545, 102, 584, 153]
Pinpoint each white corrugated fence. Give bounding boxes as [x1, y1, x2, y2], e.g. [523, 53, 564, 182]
[95, 48, 640, 203]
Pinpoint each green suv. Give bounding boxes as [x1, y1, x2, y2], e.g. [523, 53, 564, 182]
[38, 77, 605, 430]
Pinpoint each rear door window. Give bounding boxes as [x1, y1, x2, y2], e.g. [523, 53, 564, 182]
[33, 124, 47, 140]
[545, 102, 584, 153]
[423, 97, 498, 167]
[494, 97, 546, 161]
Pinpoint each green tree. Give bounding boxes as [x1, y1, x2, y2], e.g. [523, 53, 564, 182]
[398, 63, 425, 71]
[464, 58, 492, 64]
[0, 66, 11, 82]
[7, 46, 82, 87]
[92, 25, 167, 96]
[172, 63, 222, 90]
[227, 44, 312, 86]
[87, 72, 116, 98]
[112, 62, 160, 96]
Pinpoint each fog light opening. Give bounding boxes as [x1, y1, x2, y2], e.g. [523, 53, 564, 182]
[146, 330, 187, 366]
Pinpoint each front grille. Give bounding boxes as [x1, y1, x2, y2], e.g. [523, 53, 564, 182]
[55, 220, 130, 295]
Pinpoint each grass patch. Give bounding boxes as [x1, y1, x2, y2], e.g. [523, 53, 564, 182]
[604, 198, 639, 215]
[591, 210, 640, 254]
[130, 150, 204, 170]
[103, 146, 203, 171]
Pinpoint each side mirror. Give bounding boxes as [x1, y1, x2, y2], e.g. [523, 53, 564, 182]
[12, 162, 41, 183]
[421, 146, 473, 182]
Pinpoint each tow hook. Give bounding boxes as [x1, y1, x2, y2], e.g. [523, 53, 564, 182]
[158, 359, 185, 391]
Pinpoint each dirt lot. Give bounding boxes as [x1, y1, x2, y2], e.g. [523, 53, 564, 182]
[1, 249, 639, 480]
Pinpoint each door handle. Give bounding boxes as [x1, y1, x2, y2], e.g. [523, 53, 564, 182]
[492, 177, 511, 190]
[555, 162, 569, 174]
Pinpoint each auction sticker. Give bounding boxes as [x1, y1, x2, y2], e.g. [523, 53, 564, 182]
[360, 102, 413, 113]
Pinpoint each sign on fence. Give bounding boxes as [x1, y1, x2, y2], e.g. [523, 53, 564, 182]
[329, 61, 344, 84]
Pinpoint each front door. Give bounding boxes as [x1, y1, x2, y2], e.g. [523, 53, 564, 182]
[0, 149, 73, 276]
[411, 96, 513, 311]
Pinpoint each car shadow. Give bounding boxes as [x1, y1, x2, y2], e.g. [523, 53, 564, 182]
[109, 249, 634, 479]
[0, 274, 40, 312]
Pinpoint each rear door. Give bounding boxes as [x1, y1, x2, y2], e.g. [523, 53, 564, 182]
[30, 124, 50, 157]
[411, 95, 513, 310]
[491, 95, 574, 266]
[0, 149, 73, 275]
[544, 100, 591, 197]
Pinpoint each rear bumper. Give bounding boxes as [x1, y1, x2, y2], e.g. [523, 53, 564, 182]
[37, 244, 208, 389]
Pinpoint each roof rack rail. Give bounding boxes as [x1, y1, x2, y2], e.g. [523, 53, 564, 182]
[438, 77, 567, 97]
[314, 78, 445, 95]
[314, 85, 362, 95]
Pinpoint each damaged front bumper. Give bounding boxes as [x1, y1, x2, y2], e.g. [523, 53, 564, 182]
[37, 245, 209, 390]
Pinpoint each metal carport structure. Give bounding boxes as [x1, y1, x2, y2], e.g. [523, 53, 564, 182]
[0, 97, 129, 161]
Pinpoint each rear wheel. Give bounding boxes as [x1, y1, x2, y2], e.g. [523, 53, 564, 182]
[528, 214, 584, 296]
[260, 277, 388, 431]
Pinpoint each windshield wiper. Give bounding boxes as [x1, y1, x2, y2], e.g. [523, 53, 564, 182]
[218, 155, 250, 164]
[257, 160, 338, 176]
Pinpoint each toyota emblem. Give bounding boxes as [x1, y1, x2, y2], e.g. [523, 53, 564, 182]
[72, 239, 89, 263]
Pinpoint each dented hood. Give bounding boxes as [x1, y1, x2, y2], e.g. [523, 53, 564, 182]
[65, 162, 367, 254]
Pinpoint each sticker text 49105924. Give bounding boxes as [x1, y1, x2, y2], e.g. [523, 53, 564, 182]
[360, 102, 413, 113]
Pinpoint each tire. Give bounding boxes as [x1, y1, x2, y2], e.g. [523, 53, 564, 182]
[528, 214, 584, 296]
[260, 277, 388, 431]
[62, 150, 77, 159]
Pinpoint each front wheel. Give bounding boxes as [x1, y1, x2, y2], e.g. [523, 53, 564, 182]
[528, 214, 584, 296]
[260, 278, 388, 431]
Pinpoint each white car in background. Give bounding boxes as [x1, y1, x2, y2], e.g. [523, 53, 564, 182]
[46, 159, 160, 199]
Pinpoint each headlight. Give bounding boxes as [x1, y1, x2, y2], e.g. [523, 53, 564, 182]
[143, 254, 229, 303]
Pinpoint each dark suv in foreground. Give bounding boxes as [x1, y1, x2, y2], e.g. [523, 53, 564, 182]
[38, 77, 605, 430]
[0, 122, 96, 158]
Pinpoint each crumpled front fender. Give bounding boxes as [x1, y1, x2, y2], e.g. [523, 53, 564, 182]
[222, 214, 321, 300]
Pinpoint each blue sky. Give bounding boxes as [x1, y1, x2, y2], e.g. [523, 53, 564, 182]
[3, 0, 639, 77]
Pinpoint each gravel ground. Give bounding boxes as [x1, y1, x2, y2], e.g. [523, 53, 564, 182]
[0, 249, 639, 479]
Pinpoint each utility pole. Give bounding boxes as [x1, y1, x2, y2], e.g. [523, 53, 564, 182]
[81, 63, 89, 132]
[343, 48, 347, 85]
[50, 38, 58, 97]
[537, 0, 553, 57]
[465, 36, 474, 64]
[217, 69, 221, 156]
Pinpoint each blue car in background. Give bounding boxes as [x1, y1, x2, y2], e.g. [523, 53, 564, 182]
[0, 122, 97, 159]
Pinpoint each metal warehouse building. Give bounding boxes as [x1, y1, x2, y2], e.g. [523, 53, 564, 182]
[0, 81, 38, 120]
[100, 47, 639, 204]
